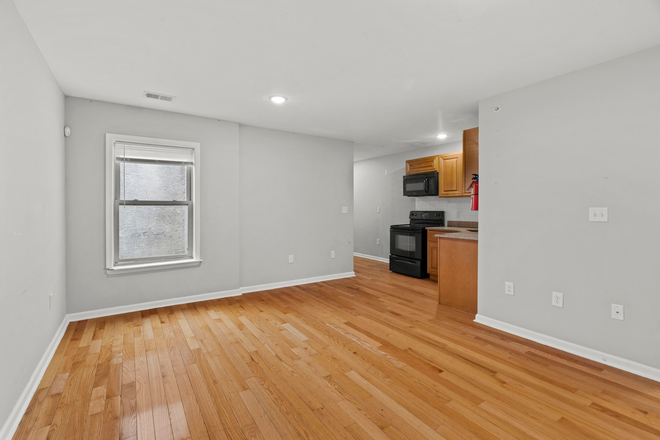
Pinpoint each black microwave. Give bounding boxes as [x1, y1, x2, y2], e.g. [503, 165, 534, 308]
[403, 172, 439, 197]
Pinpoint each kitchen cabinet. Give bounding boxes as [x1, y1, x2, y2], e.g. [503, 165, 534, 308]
[438, 152, 464, 197]
[462, 127, 479, 196]
[438, 237, 478, 313]
[405, 155, 439, 175]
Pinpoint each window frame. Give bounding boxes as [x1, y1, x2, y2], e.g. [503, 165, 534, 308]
[105, 133, 202, 274]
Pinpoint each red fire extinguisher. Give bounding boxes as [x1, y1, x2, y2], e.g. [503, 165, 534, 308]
[468, 174, 479, 211]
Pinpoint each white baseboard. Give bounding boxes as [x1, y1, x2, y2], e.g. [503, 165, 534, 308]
[354, 252, 389, 264]
[240, 271, 355, 295]
[0, 317, 69, 440]
[67, 288, 243, 322]
[67, 271, 355, 322]
[474, 314, 660, 383]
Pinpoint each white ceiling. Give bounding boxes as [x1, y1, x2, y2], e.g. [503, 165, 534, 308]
[13, 0, 660, 161]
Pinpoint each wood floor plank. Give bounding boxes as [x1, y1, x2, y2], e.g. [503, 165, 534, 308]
[13, 257, 660, 440]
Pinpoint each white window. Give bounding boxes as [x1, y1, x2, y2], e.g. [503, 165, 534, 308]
[105, 134, 201, 274]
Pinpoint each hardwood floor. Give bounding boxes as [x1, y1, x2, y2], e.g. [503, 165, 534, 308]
[13, 257, 660, 439]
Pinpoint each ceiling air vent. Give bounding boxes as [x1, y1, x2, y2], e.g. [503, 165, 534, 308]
[144, 91, 176, 102]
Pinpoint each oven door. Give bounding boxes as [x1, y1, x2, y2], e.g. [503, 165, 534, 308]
[390, 227, 424, 260]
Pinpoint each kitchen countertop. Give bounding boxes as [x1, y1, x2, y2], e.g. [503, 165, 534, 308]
[427, 226, 478, 241]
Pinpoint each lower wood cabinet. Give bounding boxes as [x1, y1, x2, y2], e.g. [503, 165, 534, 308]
[438, 238, 478, 313]
[427, 230, 439, 280]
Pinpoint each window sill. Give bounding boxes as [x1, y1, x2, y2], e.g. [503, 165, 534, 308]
[106, 259, 202, 275]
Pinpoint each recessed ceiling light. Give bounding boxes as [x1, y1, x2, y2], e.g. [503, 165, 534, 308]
[270, 96, 287, 104]
[436, 133, 448, 140]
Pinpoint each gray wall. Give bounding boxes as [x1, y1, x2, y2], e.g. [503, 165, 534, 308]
[65, 99, 355, 313]
[239, 126, 354, 286]
[65, 98, 241, 313]
[0, 0, 66, 428]
[354, 141, 476, 259]
[478, 45, 660, 368]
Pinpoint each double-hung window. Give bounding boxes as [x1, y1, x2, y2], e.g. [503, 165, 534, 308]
[105, 134, 201, 273]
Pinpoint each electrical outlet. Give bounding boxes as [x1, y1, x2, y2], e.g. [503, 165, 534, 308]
[49, 293, 53, 310]
[288, 255, 294, 264]
[589, 207, 608, 222]
[341, 206, 348, 214]
[330, 250, 335, 259]
[611, 304, 624, 320]
[376, 238, 380, 246]
[552, 291, 564, 308]
[505, 282, 514, 296]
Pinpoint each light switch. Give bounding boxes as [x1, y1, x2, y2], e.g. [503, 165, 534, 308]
[589, 207, 608, 222]
[342, 206, 348, 214]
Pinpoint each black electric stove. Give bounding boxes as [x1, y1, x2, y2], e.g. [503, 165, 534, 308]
[390, 211, 444, 278]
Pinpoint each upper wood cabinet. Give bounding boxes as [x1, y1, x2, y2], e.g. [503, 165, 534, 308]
[404, 128, 478, 198]
[439, 152, 464, 197]
[462, 127, 479, 196]
[405, 155, 439, 175]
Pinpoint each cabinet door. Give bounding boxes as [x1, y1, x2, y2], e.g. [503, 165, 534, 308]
[439, 152, 464, 197]
[462, 127, 479, 196]
[427, 230, 439, 279]
[406, 155, 439, 175]
[438, 239, 478, 314]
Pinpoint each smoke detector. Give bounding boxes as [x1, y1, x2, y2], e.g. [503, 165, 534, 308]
[144, 91, 176, 102]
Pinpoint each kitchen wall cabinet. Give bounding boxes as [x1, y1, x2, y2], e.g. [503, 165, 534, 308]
[462, 127, 479, 196]
[438, 152, 464, 197]
[404, 127, 478, 198]
[405, 155, 439, 175]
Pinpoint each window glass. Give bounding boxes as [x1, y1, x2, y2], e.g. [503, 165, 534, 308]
[119, 162, 188, 201]
[118, 205, 189, 259]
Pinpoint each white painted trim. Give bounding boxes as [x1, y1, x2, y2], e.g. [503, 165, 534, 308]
[67, 288, 242, 322]
[0, 317, 69, 440]
[353, 252, 389, 263]
[240, 271, 356, 294]
[105, 258, 202, 275]
[474, 314, 660, 383]
[67, 271, 355, 322]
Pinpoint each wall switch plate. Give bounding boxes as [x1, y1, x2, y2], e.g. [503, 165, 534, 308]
[330, 251, 335, 259]
[288, 255, 294, 264]
[49, 293, 53, 310]
[376, 238, 380, 245]
[589, 207, 608, 222]
[611, 304, 624, 320]
[505, 282, 514, 296]
[377, 207, 381, 213]
[342, 206, 348, 214]
[384, 169, 388, 175]
[552, 291, 564, 308]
